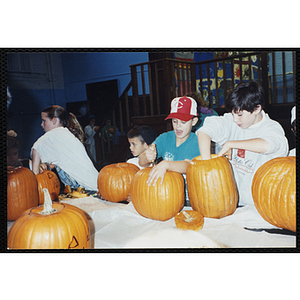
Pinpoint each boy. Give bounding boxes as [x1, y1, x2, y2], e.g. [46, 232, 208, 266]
[196, 80, 288, 206]
[139, 96, 200, 205]
[126, 125, 158, 169]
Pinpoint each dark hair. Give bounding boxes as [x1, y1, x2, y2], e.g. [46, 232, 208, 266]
[225, 80, 264, 113]
[127, 125, 158, 146]
[42, 105, 70, 127]
[186, 91, 208, 108]
[42, 105, 84, 143]
[7, 135, 20, 151]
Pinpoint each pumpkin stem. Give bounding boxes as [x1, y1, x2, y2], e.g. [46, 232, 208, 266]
[40, 188, 56, 215]
[182, 211, 194, 223]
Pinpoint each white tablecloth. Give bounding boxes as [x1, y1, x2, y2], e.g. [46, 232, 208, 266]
[7, 196, 296, 249]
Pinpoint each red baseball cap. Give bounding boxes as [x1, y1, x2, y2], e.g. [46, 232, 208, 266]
[165, 96, 198, 121]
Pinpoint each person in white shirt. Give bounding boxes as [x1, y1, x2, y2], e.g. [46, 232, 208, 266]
[31, 105, 99, 191]
[84, 115, 99, 163]
[196, 81, 288, 206]
[289, 106, 296, 156]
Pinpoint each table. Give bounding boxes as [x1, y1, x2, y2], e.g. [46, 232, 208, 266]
[7, 196, 296, 249]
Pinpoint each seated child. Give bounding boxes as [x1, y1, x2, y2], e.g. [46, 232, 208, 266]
[126, 125, 158, 169]
[196, 80, 288, 206]
[139, 96, 201, 206]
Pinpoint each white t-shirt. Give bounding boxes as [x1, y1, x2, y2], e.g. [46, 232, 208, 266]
[32, 127, 99, 191]
[196, 111, 289, 206]
[289, 148, 296, 156]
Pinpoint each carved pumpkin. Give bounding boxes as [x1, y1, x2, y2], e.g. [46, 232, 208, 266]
[36, 170, 61, 205]
[97, 162, 140, 202]
[186, 155, 238, 219]
[7, 188, 90, 249]
[130, 167, 185, 221]
[175, 210, 204, 231]
[7, 166, 39, 221]
[251, 156, 296, 232]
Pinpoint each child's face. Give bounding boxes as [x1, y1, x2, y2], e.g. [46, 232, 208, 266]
[128, 137, 148, 157]
[232, 107, 262, 129]
[7, 148, 19, 166]
[41, 112, 56, 132]
[172, 117, 197, 145]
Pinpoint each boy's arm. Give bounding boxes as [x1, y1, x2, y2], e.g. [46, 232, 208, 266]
[218, 138, 269, 157]
[197, 131, 212, 160]
[147, 160, 190, 186]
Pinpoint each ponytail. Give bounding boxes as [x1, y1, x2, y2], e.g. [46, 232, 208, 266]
[68, 113, 84, 143]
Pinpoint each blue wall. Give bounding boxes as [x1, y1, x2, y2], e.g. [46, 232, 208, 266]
[61, 52, 149, 102]
[7, 52, 149, 158]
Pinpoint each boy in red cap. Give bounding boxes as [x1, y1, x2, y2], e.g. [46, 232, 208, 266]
[139, 96, 200, 205]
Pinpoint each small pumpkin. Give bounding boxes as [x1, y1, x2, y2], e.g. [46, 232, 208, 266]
[251, 156, 296, 232]
[36, 170, 61, 205]
[7, 188, 90, 249]
[130, 167, 185, 221]
[186, 155, 238, 219]
[175, 210, 204, 231]
[97, 162, 140, 202]
[7, 166, 39, 221]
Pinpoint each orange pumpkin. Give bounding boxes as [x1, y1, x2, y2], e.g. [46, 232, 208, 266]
[186, 155, 238, 219]
[175, 210, 204, 231]
[130, 167, 185, 221]
[7, 188, 90, 249]
[252, 156, 296, 232]
[7, 166, 39, 221]
[36, 170, 61, 205]
[97, 162, 140, 202]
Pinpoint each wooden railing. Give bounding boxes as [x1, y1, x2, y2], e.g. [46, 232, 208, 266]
[96, 51, 296, 164]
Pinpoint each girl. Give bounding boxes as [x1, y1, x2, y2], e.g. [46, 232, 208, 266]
[31, 105, 98, 191]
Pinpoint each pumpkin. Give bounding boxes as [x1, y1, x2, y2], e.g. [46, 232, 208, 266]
[7, 166, 39, 221]
[251, 156, 296, 232]
[186, 155, 238, 219]
[130, 167, 185, 221]
[175, 210, 204, 231]
[36, 170, 61, 205]
[97, 162, 140, 202]
[7, 188, 90, 249]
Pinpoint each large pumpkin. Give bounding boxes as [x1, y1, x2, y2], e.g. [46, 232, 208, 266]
[186, 155, 238, 219]
[7, 166, 39, 221]
[7, 188, 90, 249]
[97, 162, 140, 202]
[36, 170, 61, 205]
[130, 167, 185, 221]
[251, 156, 296, 232]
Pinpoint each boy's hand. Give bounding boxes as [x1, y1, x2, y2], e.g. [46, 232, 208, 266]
[218, 142, 232, 159]
[147, 161, 168, 186]
[145, 144, 157, 164]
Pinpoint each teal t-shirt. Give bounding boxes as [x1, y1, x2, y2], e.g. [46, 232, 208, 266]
[154, 131, 200, 206]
